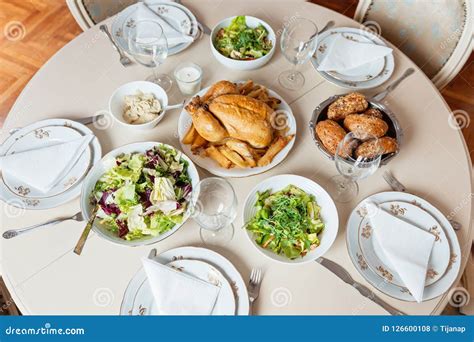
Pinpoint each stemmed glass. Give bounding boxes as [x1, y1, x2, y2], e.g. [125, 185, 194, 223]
[190, 177, 237, 245]
[128, 20, 173, 91]
[329, 132, 383, 203]
[279, 17, 318, 90]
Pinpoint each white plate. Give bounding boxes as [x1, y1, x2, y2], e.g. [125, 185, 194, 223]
[80, 142, 200, 247]
[3, 126, 91, 198]
[358, 201, 450, 287]
[122, 259, 235, 315]
[242, 174, 338, 264]
[121, 247, 249, 315]
[0, 119, 101, 210]
[315, 32, 385, 82]
[112, 2, 199, 56]
[311, 28, 395, 89]
[177, 83, 297, 178]
[347, 192, 461, 302]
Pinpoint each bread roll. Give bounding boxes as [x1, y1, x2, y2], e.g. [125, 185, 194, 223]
[327, 92, 368, 120]
[362, 108, 383, 119]
[315, 120, 346, 155]
[355, 137, 398, 158]
[343, 114, 388, 139]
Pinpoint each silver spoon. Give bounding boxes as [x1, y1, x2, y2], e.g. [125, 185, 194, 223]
[3, 212, 84, 239]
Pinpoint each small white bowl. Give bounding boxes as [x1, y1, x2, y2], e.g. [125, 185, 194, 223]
[210, 16, 276, 71]
[109, 81, 170, 130]
[242, 174, 339, 264]
[80, 142, 200, 247]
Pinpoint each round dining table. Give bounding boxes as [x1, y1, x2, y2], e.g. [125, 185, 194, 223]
[1, 0, 472, 315]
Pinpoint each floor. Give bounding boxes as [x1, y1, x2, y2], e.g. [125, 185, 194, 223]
[0, 0, 470, 315]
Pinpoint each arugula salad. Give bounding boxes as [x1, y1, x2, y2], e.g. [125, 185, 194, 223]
[214, 16, 273, 60]
[91, 145, 192, 240]
[245, 185, 325, 259]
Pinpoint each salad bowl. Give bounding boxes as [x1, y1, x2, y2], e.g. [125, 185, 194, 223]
[80, 142, 200, 247]
[242, 175, 339, 264]
[210, 16, 276, 71]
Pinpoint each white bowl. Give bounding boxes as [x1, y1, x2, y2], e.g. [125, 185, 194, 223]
[242, 174, 339, 264]
[210, 16, 276, 71]
[80, 142, 200, 247]
[109, 81, 168, 130]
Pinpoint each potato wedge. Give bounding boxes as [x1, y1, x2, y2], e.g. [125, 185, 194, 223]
[205, 146, 232, 168]
[191, 133, 208, 151]
[257, 135, 294, 167]
[225, 139, 257, 167]
[237, 80, 254, 95]
[182, 124, 197, 145]
[219, 146, 249, 168]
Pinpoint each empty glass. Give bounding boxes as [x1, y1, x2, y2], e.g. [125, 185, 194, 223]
[329, 132, 382, 203]
[279, 17, 318, 90]
[190, 177, 237, 245]
[128, 20, 173, 91]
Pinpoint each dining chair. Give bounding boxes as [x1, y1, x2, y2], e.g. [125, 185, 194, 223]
[66, 0, 137, 31]
[354, 0, 474, 89]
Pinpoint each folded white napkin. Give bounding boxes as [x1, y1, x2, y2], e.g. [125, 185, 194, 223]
[134, 3, 194, 47]
[317, 34, 392, 72]
[0, 135, 93, 194]
[366, 202, 435, 303]
[142, 258, 220, 315]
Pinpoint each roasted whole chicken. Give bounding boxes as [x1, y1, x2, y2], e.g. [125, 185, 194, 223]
[182, 80, 294, 169]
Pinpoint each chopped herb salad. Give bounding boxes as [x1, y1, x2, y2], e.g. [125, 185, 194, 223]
[245, 185, 325, 259]
[214, 16, 273, 60]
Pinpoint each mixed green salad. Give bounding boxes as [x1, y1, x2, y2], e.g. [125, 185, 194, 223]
[92, 145, 192, 240]
[245, 185, 325, 259]
[214, 16, 273, 60]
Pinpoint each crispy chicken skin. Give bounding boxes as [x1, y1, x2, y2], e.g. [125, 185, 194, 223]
[192, 107, 229, 142]
[201, 80, 239, 102]
[208, 95, 274, 148]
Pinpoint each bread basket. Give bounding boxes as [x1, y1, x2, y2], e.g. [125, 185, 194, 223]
[309, 68, 414, 165]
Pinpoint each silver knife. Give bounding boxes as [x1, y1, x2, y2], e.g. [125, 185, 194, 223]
[317, 257, 405, 315]
[8, 114, 104, 136]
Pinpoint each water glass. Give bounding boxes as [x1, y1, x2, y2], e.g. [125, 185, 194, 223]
[279, 17, 318, 90]
[190, 177, 237, 245]
[330, 132, 382, 203]
[128, 20, 173, 91]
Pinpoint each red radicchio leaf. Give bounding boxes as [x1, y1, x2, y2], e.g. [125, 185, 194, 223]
[116, 220, 129, 238]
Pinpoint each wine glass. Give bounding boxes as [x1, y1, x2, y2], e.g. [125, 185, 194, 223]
[190, 177, 237, 245]
[279, 17, 318, 90]
[128, 20, 173, 91]
[329, 132, 383, 203]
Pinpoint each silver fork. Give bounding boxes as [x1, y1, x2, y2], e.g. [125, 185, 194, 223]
[3, 212, 84, 239]
[248, 268, 262, 315]
[99, 25, 132, 67]
[382, 171, 462, 231]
